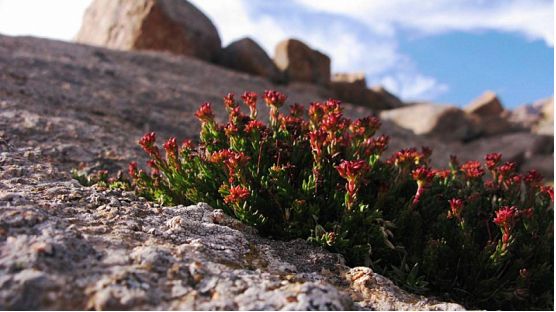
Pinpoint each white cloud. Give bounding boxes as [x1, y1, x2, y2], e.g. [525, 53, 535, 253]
[0, 0, 90, 40]
[294, 0, 554, 46]
[377, 73, 449, 101]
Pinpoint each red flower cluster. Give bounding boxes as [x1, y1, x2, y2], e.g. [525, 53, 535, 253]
[224, 185, 250, 204]
[485, 153, 502, 170]
[223, 92, 238, 111]
[195, 102, 215, 123]
[336, 160, 369, 209]
[391, 148, 423, 167]
[241, 91, 258, 118]
[493, 206, 518, 247]
[411, 166, 434, 205]
[460, 160, 485, 179]
[139, 132, 160, 158]
[447, 198, 464, 220]
[263, 90, 287, 108]
[211, 149, 250, 183]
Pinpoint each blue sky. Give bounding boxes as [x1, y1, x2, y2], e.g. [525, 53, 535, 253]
[0, 0, 553, 108]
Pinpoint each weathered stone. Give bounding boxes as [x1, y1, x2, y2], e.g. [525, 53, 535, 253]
[467, 112, 520, 137]
[367, 86, 404, 110]
[347, 267, 465, 311]
[380, 103, 476, 141]
[274, 39, 331, 86]
[535, 97, 554, 135]
[75, 0, 222, 61]
[464, 91, 504, 116]
[219, 37, 281, 82]
[331, 72, 368, 105]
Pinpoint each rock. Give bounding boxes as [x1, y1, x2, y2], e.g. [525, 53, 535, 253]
[467, 112, 520, 138]
[367, 86, 404, 110]
[331, 72, 368, 106]
[347, 267, 465, 311]
[219, 37, 281, 82]
[75, 0, 222, 62]
[464, 91, 504, 116]
[510, 104, 543, 128]
[274, 39, 331, 86]
[380, 104, 476, 141]
[463, 91, 518, 137]
[534, 97, 554, 135]
[331, 74, 403, 111]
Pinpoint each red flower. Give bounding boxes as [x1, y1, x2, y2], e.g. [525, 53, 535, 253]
[241, 91, 258, 118]
[195, 102, 215, 122]
[432, 169, 451, 179]
[163, 137, 177, 153]
[224, 185, 250, 204]
[128, 161, 138, 178]
[460, 161, 485, 179]
[223, 92, 237, 110]
[365, 135, 389, 155]
[493, 206, 518, 226]
[309, 129, 327, 159]
[181, 139, 194, 151]
[336, 160, 369, 210]
[524, 169, 543, 186]
[447, 198, 464, 220]
[497, 161, 516, 177]
[245, 120, 266, 133]
[289, 103, 305, 117]
[411, 166, 434, 205]
[485, 153, 502, 170]
[263, 90, 287, 108]
[337, 160, 368, 181]
[139, 132, 160, 157]
[493, 206, 518, 245]
[540, 185, 554, 202]
[391, 148, 422, 167]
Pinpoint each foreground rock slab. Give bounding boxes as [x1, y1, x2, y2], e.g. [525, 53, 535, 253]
[0, 143, 464, 310]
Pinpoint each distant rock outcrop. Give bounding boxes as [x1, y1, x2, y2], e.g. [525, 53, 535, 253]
[274, 39, 331, 86]
[380, 103, 476, 142]
[219, 37, 281, 82]
[464, 90, 504, 116]
[331, 73, 403, 110]
[331, 72, 368, 105]
[464, 91, 518, 137]
[367, 86, 404, 110]
[75, 0, 222, 61]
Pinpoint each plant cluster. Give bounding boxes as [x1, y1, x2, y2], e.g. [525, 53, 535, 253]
[125, 91, 553, 310]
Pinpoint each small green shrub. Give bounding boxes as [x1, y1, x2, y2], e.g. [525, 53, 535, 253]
[127, 91, 553, 310]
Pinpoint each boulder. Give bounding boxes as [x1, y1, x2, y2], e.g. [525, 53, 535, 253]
[367, 86, 404, 110]
[534, 97, 554, 135]
[509, 104, 543, 128]
[468, 112, 521, 137]
[274, 39, 331, 86]
[380, 103, 476, 141]
[331, 74, 403, 111]
[219, 37, 281, 82]
[75, 0, 222, 62]
[331, 72, 368, 105]
[463, 91, 518, 137]
[464, 91, 504, 116]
